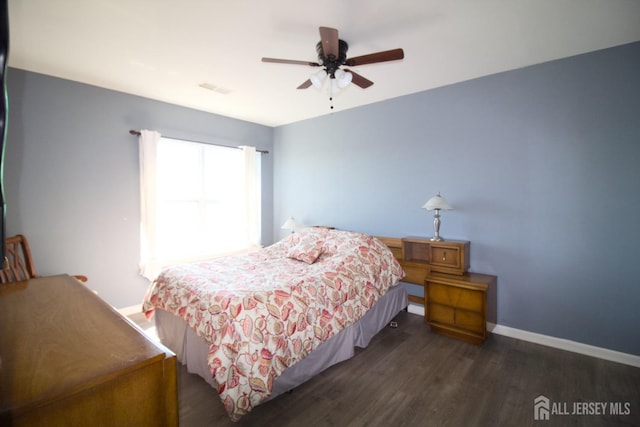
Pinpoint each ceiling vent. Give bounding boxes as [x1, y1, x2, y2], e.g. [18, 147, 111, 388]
[198, 82, 232, 95]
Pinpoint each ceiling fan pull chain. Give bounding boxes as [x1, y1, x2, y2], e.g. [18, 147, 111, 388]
[328, 83, 334, 110]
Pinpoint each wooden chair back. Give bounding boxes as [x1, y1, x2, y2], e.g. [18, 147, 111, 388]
[1, 234, 38, 283]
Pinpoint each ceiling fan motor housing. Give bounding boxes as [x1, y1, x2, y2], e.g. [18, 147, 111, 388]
[316, 40, 349, 77]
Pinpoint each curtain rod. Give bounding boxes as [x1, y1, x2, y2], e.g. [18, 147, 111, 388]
[129, 130, 269, 154]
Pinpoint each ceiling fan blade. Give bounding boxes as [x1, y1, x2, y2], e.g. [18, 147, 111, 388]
[344, 48, 405, 66]
[319, 26, 339, 58]
[262, 57, 320, 66]
[347, 70, 374, 89]
[297, 79, 312, 89]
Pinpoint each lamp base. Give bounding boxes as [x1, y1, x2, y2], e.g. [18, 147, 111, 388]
[431, 211, 444, 242]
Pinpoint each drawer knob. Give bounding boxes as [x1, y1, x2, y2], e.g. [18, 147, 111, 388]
[442, 252, 447, 261]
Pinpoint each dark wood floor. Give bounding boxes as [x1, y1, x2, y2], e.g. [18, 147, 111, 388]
[130, 311, 640, 427]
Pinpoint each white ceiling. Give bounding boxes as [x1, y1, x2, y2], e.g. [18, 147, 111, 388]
[8, 1, 640, 127]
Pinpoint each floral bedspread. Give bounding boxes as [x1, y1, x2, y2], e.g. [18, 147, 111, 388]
[142, 228, 404, 421]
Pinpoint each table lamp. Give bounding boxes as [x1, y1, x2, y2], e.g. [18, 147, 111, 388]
[281, 217, 300, 234]
[422, 192, 453, 241]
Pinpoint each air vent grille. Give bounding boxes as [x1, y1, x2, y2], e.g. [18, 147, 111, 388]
[198, 82, 232, 95]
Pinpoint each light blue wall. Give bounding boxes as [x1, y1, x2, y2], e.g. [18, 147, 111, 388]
[5, 70, 273, 308]
[5, 42, 639, 356]
[273, 42, 640, 355]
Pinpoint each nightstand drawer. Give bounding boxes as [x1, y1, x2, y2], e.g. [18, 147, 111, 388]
[453, 310, 485, 334]
[427, 283, 483, 312]
[428, 303, 454, 324]
[430, 246, 460, 268]
[428, 241, 469, 275]
[427, 304, 484, 334]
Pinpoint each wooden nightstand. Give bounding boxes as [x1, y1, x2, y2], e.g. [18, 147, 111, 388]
[377, 235, 498, 344]
[424, 272, 497, 344]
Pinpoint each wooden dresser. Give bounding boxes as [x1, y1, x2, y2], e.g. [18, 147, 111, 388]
[378, 236, 497, 344]
[0, 275, 178, 426]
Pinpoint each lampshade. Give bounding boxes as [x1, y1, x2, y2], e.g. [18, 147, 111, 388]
[310, 69, 352, 92]
[422, 192, 453, 211]
[310, 70, 328, 88]
[281, 217, 299, 233]
[334, 69, 352, 88]
[330, 78, 340, 95]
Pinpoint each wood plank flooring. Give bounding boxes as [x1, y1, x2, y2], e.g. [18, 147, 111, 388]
[130, 311, 640, 427]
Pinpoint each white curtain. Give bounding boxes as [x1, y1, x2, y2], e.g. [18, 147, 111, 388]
[138, 130, 162, 281]
[240, 145, 260, 249]
[139, 132, 260, 281]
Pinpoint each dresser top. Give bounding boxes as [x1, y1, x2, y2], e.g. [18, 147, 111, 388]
[0, 274, 166, 415]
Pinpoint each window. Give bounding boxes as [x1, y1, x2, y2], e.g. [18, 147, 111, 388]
[138, 131, 261, 280]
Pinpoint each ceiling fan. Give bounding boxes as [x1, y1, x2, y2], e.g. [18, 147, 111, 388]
[262, 26, 405, 91]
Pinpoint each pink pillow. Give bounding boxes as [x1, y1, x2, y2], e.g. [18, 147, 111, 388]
[287, 236, 324, 264]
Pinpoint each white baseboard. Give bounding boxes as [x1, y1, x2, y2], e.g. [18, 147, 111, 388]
[406, 304, 639, 368]
[407, 303, 425, 316]
[487, 323, 640, 368]
[117, 304, 142, 316]
[122, 301, 640, 368]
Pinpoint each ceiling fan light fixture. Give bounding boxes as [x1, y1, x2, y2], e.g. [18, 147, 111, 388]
[310, 69, 327, 88]
[330, 78, 341, 95]
[337, 70, 352, 88]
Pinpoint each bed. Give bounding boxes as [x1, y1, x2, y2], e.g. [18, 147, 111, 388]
[142, 227, 407, 421]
